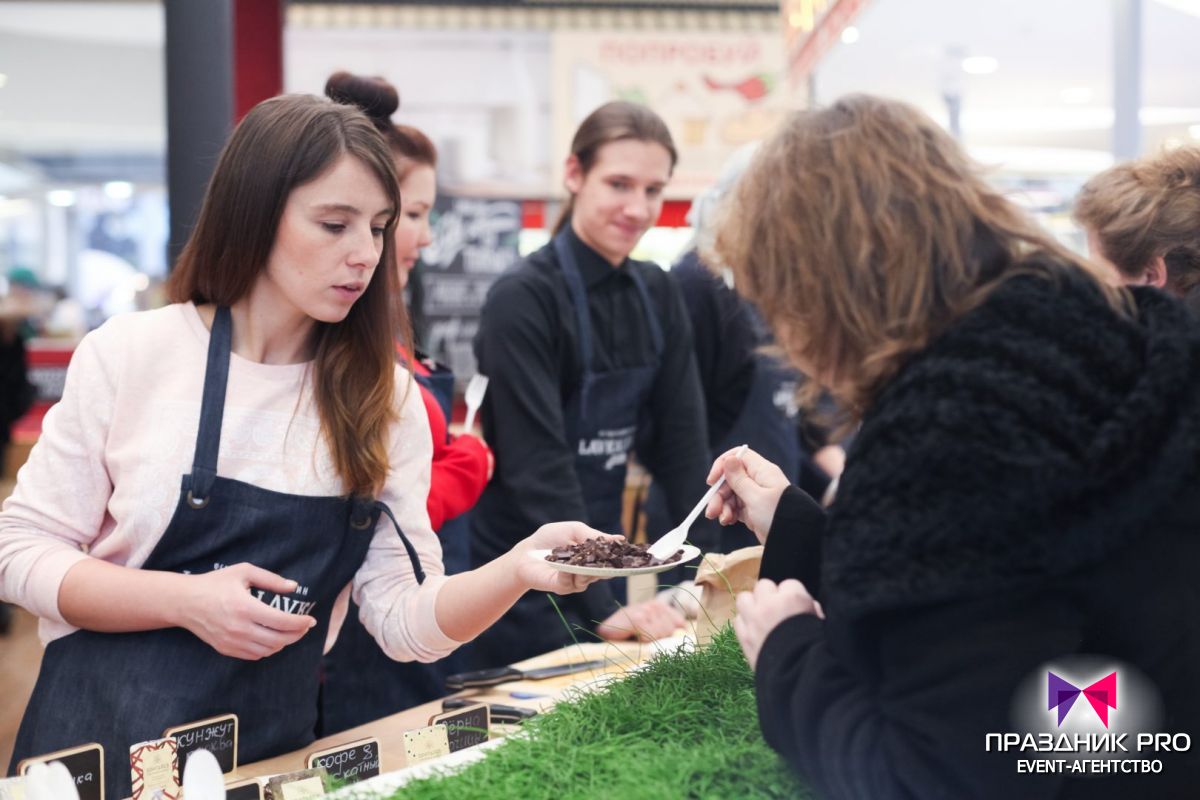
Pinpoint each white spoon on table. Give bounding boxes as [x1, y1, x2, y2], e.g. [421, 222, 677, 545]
[646, 444, 748, 561]
[182, 749, 225, 800]
[24, 761, 79, 800]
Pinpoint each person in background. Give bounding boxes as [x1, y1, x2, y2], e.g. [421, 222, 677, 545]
[319, 71, 495, 734]
[0, 270, 40, 476]
[706, 95, 1200, 798]
[0, 94, 611, 798]
[1074, 145, 1200, 310]
[470, 101, 712, 666]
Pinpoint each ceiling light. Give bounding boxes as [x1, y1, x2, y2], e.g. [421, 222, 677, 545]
[1189, 124, 1200, 139]
[841, 26, 860, 44]
[961, 56, 999, 75]
[1060, 87, 1093, 104]
[104, 181, 134, 200]
[47, 190, 76, 207]
[0, 74, 8, 89]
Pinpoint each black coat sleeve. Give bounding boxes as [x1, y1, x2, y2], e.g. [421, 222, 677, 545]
[759, 486, 826, 595]
[754, 591, 1085, 800]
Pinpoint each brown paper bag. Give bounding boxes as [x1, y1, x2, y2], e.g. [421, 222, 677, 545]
[693, 546, 763, 644]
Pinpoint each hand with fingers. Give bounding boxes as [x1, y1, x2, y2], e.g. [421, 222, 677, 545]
[513, 521, 620, 594]
[732, 578, 823, 671]
[704, 446, 791, 543]
[596, 598, 687, 642]
[176, 562, 316, 660]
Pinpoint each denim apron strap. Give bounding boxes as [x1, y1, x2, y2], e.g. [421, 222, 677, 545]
[374, 501, 426, 584]
[188, 305, 233, 506]
[553, 234, 594, 371]
[626, 267, 665, 358]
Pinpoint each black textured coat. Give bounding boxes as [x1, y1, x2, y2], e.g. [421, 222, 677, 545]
[757, 270, 1200, 799]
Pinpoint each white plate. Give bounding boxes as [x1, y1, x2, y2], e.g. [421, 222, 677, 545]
[528, 545, 702, 577]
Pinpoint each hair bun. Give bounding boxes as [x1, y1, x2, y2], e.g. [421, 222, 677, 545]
[325, 71, 399, 131]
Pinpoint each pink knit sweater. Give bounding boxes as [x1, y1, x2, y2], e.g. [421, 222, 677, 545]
[0, 303, 459, 661]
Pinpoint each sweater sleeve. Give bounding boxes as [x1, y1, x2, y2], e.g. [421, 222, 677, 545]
[352, 371, 462, 662]
[0, 330, 115, 622]
[754, 592, 1079, 800]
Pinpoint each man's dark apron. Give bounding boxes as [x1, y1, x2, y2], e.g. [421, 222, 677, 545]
[319, 353, 466, 737]
[9, 307, 424, 798]
[470, 233, 664, 668]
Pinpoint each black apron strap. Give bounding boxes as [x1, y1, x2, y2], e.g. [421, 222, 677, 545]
[374, 501, 426, 584]
[189, 305, 233, 504]
[553, 233, 595, 372]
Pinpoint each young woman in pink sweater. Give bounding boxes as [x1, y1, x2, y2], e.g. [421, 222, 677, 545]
[0, 93, 608, 799]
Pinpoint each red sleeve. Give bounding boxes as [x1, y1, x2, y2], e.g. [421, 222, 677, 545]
[427, 433, 491, 531]
[417, 382, 491, 532]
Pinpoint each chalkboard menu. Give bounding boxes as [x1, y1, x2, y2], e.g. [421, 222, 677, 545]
[18, 742, 104, 800]
[418, 195, 523, 383]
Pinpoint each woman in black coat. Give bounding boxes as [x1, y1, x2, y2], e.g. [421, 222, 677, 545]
[705, 94, 1200, 799]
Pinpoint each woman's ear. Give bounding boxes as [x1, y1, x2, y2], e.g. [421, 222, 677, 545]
[564, 154, 584, 195]
[1144, 255, 1168, 289]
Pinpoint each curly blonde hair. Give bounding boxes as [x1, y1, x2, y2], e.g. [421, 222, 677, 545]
[1075, 146, 1200, 297]
[713, 94, 1120, 416]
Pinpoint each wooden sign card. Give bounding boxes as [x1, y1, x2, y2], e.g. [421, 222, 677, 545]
[224, 777, 265, 800]
[17, 742, 104, 800]
[163, 713, 238, 775]
[306, 737, 381, 785]
[402, 725, 450, 767]
[430, 703, 490, 753]
[129, 737, 180, 800]
[264, 767, 327, 800]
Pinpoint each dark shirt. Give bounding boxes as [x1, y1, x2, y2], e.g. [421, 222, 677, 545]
[473, 226, 710, 609]
[671, 251, 757, 447]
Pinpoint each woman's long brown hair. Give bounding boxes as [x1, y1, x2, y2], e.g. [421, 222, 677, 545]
[167, 94, 408, 498]
[714, 93, 1124, 417]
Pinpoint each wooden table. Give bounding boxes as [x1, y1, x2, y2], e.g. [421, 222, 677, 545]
[229, 636, 686, 792]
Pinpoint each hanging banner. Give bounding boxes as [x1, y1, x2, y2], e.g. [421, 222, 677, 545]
[551, 30, 795, 199]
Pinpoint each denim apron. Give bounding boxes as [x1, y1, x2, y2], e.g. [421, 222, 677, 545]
[470, 232, 664, 667]
[319, 351, 466, 736]
[10, 306, 425, 799]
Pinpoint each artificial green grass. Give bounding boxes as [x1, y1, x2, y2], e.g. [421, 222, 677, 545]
[383, 626, 811, 799]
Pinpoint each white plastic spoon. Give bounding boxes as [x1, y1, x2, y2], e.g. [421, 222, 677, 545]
[182, 749, 226, 800]
[646, 444, 748, 561]
[462, 373, 489, 432]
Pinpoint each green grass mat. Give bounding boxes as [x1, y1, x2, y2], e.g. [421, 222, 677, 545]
[380, 626, 811, 799]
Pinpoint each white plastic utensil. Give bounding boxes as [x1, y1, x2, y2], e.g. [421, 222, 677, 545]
[24, 761, 80, 800]
[462, 374, 489, 432]
[182, 749, 226, 800]
[646, 444, 749, 561]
